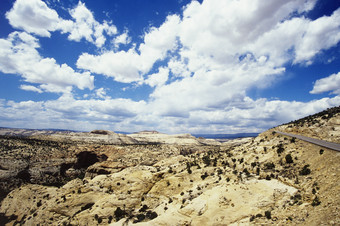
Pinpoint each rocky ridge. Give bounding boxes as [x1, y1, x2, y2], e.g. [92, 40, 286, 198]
[0, 107, 339, 225]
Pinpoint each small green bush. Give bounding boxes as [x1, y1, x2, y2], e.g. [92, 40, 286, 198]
[300, 165, 311, 175]
[114, 207, 127, 221]
[265, 210, 271, 219]
[311, 196, 321, 206]
[285, 154, 293, 164]
[277, 144, 284, 154]
[264, 162, 275, 170]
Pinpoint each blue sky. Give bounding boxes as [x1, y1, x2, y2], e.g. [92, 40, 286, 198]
[0, 0, 340, 134]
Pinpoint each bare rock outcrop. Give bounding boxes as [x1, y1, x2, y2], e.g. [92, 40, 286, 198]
[1, 107, 340, 225]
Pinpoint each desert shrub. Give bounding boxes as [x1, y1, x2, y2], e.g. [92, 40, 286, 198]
[285, 154, 293, 164]
[277, 144, 284, 154]
[256, 167, 260, 175]
[264, 162, 275, 170]
[146, 211, 158, 220]
[291, 193, 302, 205]
[250, 215, 255, 222]
[265, 210, 271, 219]
[81, 203, 94, 211]
[201, 172, 208, 180]
[312, 188, 316, 194]
[139, 205, 148, 212]
[202, 155, 211, 166]
[108, 216, 113, 223]
[168, 167, 173, 174]
[243, 168, 250, 177]
[300, 165, 311, 175]
[186, 162, 192, 174]
[213, 158, 218, 167]
[290, 137, 296, 143]
[319, 149, 324, 155]
[134, 214, 145, 223]
[114, 207, 127, 221]
[37, 200, 42, 207]
[222, 161, 230, 167]
[311, 196, 321, 206]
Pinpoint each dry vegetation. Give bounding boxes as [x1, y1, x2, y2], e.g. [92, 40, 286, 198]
[0, 107, 339, 225]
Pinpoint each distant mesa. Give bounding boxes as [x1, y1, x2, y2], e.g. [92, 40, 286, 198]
[90, 130, 115, 135]
[135, 130, 162, 134]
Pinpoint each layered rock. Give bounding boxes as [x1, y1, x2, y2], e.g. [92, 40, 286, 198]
[0, 107, 340, 225]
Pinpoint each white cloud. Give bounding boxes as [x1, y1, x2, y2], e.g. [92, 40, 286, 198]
[6, 0, 60, 37]
[66, 1, 117, 47]
[138, 15, 180, 72]
[20, 85, 43, 93]
[294, 8, 340, 64]
[136, 0, 340, 120]
[6, 0, 118, 47]
[144, 67, 169, 87]
[310, 72, 340, 95]
[178, 0, 316, 65]
[77, 14, 180, 83]
[1, 94, 339, 134]
[77, 50, 142, 83]
[95, 88, 108, 99]
[2, 0, 340, 134]
[0, 32, 94, 93]
[113, 31, 131, 49]
[167, 57, 191, 78]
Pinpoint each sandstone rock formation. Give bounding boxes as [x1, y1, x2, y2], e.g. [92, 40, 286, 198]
[0, 107, 340, 225]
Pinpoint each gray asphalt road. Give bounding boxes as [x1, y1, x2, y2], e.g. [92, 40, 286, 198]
[274, 131, 340, 152]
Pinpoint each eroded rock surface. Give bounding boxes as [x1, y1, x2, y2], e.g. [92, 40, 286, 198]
[1, 107, 340, 225]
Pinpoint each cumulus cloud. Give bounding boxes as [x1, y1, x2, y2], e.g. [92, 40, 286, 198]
[310, 72, 340, 95]
[137, 0, 340, 120]
[77, 50, 142, 83]
[6, 0, 60, 37]
[294, 8, 340, 64]
[66, 1, 117, 47]
[2, 0, 340, 133]
[1, 94, 339, 134]
[20, 85, 43, 93]
[77, 15, 180, 83]
[113, 31, 131, 49]
[0, 93, 147, 131]
[6, 0, 117, 47]
[144, 67, 169, 87]
[95, 88, 109, 99]
[138, 15, 180, 71]
[0, 32, 94, 93]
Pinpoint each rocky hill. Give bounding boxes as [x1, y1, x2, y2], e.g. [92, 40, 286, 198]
[0, 107, 339, 225]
